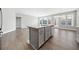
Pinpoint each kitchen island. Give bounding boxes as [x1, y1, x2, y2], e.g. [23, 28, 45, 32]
[28, 25, 54, 49]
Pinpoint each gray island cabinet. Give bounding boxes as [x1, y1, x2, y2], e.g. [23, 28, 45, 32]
[28, 25, 53, 49]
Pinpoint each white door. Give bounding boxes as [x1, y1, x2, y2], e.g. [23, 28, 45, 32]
[16, 17, 21, 28]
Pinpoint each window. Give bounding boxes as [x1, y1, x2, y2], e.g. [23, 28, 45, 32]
[39, 17, 48, 26]
[53, 11, 76, 27]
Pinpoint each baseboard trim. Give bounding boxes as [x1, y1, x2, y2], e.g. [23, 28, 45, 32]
[2, 29, 16, 34]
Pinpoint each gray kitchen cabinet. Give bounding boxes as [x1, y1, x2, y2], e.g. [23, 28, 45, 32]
[38, 28, 44, 47]
[45, 26, 49, 41]
[76, 31, 79, 43]
[45, 26, 52, 41]
[49, 26, 52, 38]
[29, 27, 38, 49]
[29, 27, 45, 49]
[76, 27, 79, 43]
[29, 25, 53, 49]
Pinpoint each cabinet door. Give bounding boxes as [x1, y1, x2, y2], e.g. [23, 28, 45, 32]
[49, 26, 52, 37]
[45, 27, 50, 41]
[45, 26, 52, 41]
[39, 28, 44, 47]
[76, 32, 79, 43]
[29, 28, 38, 49]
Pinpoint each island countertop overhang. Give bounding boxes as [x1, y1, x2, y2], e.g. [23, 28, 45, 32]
[27, 24, 54, 29]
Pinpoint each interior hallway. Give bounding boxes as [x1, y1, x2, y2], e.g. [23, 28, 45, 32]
[0, 28, 79, 50]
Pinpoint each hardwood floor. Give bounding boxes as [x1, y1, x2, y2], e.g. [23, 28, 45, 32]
[0, 28, 33, 50]
[0, 28, 79, 50]
[40, 29, 79, 50]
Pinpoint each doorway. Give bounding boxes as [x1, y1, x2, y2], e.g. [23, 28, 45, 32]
[16, 17, 21, 29]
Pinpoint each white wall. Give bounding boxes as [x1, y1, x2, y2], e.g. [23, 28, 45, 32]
[21, 15, 38, 28]
[2, 8, 16, 34]
[1, 9, 38, 34]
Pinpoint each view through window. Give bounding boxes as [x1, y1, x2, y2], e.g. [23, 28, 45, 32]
[53, 11, 76, 27]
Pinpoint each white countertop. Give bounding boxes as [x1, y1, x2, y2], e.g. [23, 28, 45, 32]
[28, 24, 54, 29]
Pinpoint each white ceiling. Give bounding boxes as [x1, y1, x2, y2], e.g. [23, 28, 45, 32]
[15, 8, 77, 17]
